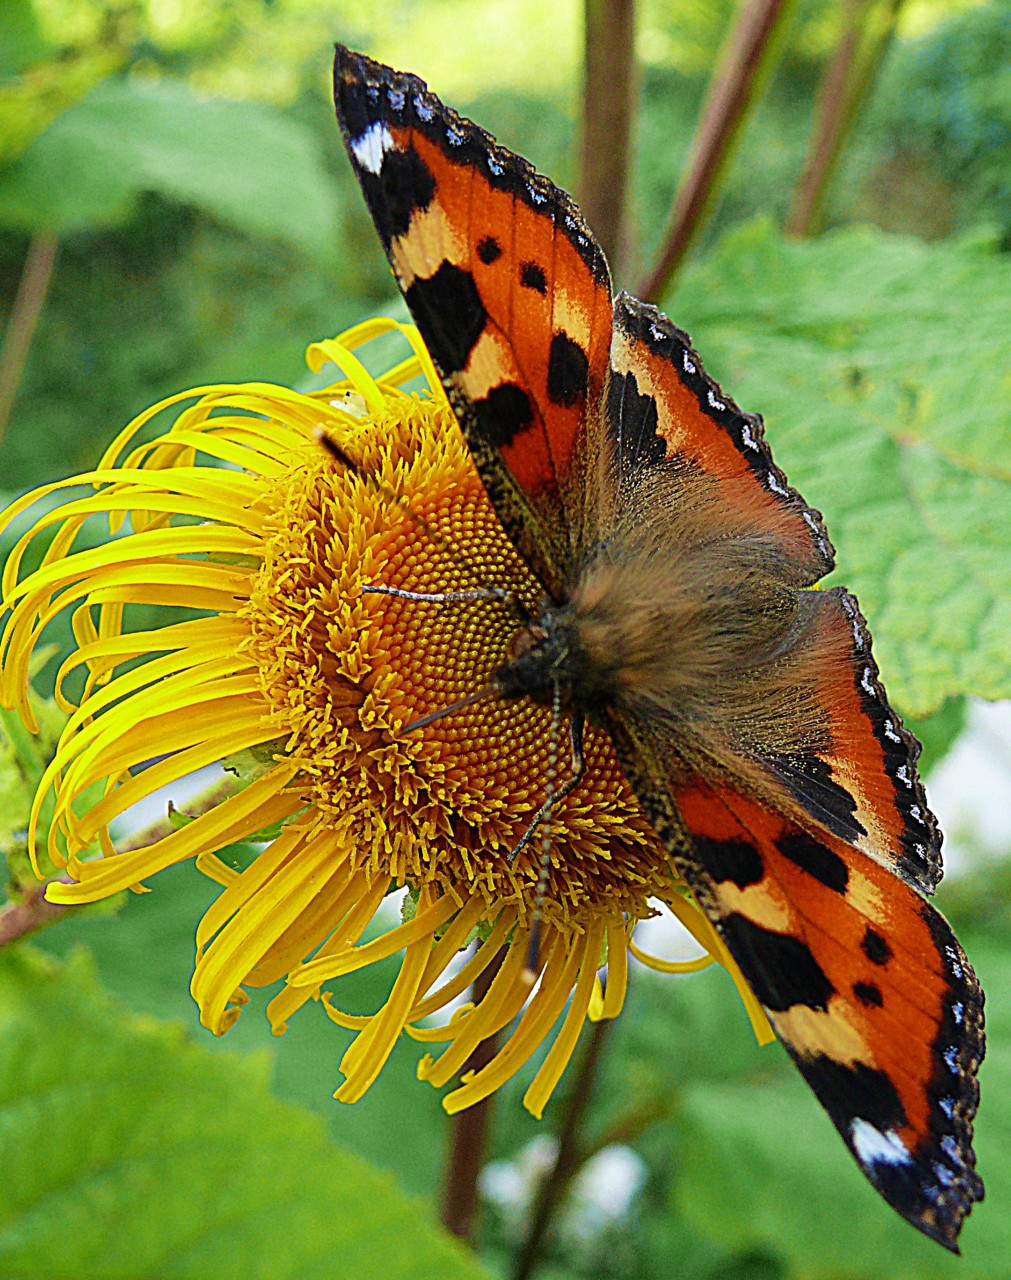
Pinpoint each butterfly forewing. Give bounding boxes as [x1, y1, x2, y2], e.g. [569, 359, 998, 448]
[334, 44, 614, 594]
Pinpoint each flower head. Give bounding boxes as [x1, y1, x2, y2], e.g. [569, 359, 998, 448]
[0, 321, 771, 1113]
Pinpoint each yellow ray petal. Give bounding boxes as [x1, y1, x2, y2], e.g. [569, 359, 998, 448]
[442, 934, 584, 1113]
[524, 920, 605, 1117]
[45, 761, 301, 901]
[192, 823, 344, 1034]
[288, 891, 458, 985]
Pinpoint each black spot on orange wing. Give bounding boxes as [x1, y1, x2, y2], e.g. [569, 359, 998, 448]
[854, 980, 884, 1007]
[720, 914, 835, 1011]
[863, 927, 893, 966]
[357, 144, 438, 249]
[404, 262, 487, 375]
[472, 384, 536, 449]
[520, 261, 547, 293]
[775, 831, 849, 893]
[477, 235, 502, 264]
[547, 333, 589, 407]
[696, 835, 764, 888]
[811, 1056, 907, 1132]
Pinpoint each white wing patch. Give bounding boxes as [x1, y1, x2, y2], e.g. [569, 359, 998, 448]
[352, 120, 396, 174]
[850, 1119, 914, 1167]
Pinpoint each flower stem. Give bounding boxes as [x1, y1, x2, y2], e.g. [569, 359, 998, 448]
[0, 230, 58, 443]
[512, 1014, 614, 1280]
[440, 946, 505, 1244]
[785, 0, 905, 236]
[636, 0, 794, 301]
[579, 0, 637, 277]
[0, 875, 74, 948]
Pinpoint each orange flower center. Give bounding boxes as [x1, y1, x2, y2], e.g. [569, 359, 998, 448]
[243, 394, 674, 933]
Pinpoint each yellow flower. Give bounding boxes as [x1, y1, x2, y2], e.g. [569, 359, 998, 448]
[0, 320, 772, 1115]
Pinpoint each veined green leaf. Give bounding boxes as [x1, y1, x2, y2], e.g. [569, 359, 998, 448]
[672, 220, 1011, 717]
[0, 946, 492, 1280]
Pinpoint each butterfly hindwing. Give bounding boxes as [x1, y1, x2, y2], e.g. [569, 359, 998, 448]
[334, 44, 614, 594]
[761, 586, 943, 895]
[609, 292, 834, 586]
[606, 708, 984, 1251]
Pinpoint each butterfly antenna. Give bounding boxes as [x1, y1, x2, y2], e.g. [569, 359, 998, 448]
[524, 678, 562, 982]
[401, 683, 499, 734]
[313, 427, 518, 607]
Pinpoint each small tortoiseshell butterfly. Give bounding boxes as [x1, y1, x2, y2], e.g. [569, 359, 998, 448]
[332, 46, 984, 1249]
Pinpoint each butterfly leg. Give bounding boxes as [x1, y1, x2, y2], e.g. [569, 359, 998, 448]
[507, 709, 586, 867]
[518, 707, 587, 976]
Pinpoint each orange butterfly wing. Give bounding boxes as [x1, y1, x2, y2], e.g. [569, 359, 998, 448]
[607, 299, 941, 892]
[334, 44, 613, 596]
[769, 585, 943, 893]
[609, 293, 834, 586]
[607, 709, 983, 1250]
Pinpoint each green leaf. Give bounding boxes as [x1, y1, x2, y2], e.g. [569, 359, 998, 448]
[36, 861, 450, 1202]
[0, 0, 47, 75]
[904, 695, 967, 774]
[0, 47, 123, 163]
[0, 78, 338, 262]
[671, 937, 1011, 1279]
[671, 220, 1011, 717]
[0, 945, 492, 1280]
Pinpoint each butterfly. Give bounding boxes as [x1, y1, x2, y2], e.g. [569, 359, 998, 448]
[332, 45, 984, 1250]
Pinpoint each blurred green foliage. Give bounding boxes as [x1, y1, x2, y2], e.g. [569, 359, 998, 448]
[2, 1, 1010, 1278]
[857, 3, 1011, 240]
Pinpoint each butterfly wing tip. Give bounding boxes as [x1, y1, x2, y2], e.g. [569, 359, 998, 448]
[904, 1166, 984, 1254]
[921, 1201, 975, 1255]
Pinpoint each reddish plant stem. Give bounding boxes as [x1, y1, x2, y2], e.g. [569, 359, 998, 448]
[0, 230, 58, 442]
[512, 1014, 614, 1280]
[0, 876, 75, 948]
[579, 0, 638, 276]
[636, 0, 793, 301]
[785, 0, 905, 236]
[440, 946, 506, 1244]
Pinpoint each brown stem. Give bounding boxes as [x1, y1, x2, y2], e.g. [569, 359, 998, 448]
[0, 230, 58, 442]
[579, 0, 638, 276]
[439, 946, 506, 1244]
[512, 1014, 614, 1280]
[785, 0, 905, 236]
[636, 0, 794, 301]
[0, 875, 75, 948]
[573, 1093, 671, 1167]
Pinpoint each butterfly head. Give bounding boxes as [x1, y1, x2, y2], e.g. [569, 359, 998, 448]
[493, 586, 640, 719]
[493, 601, 575, 707]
